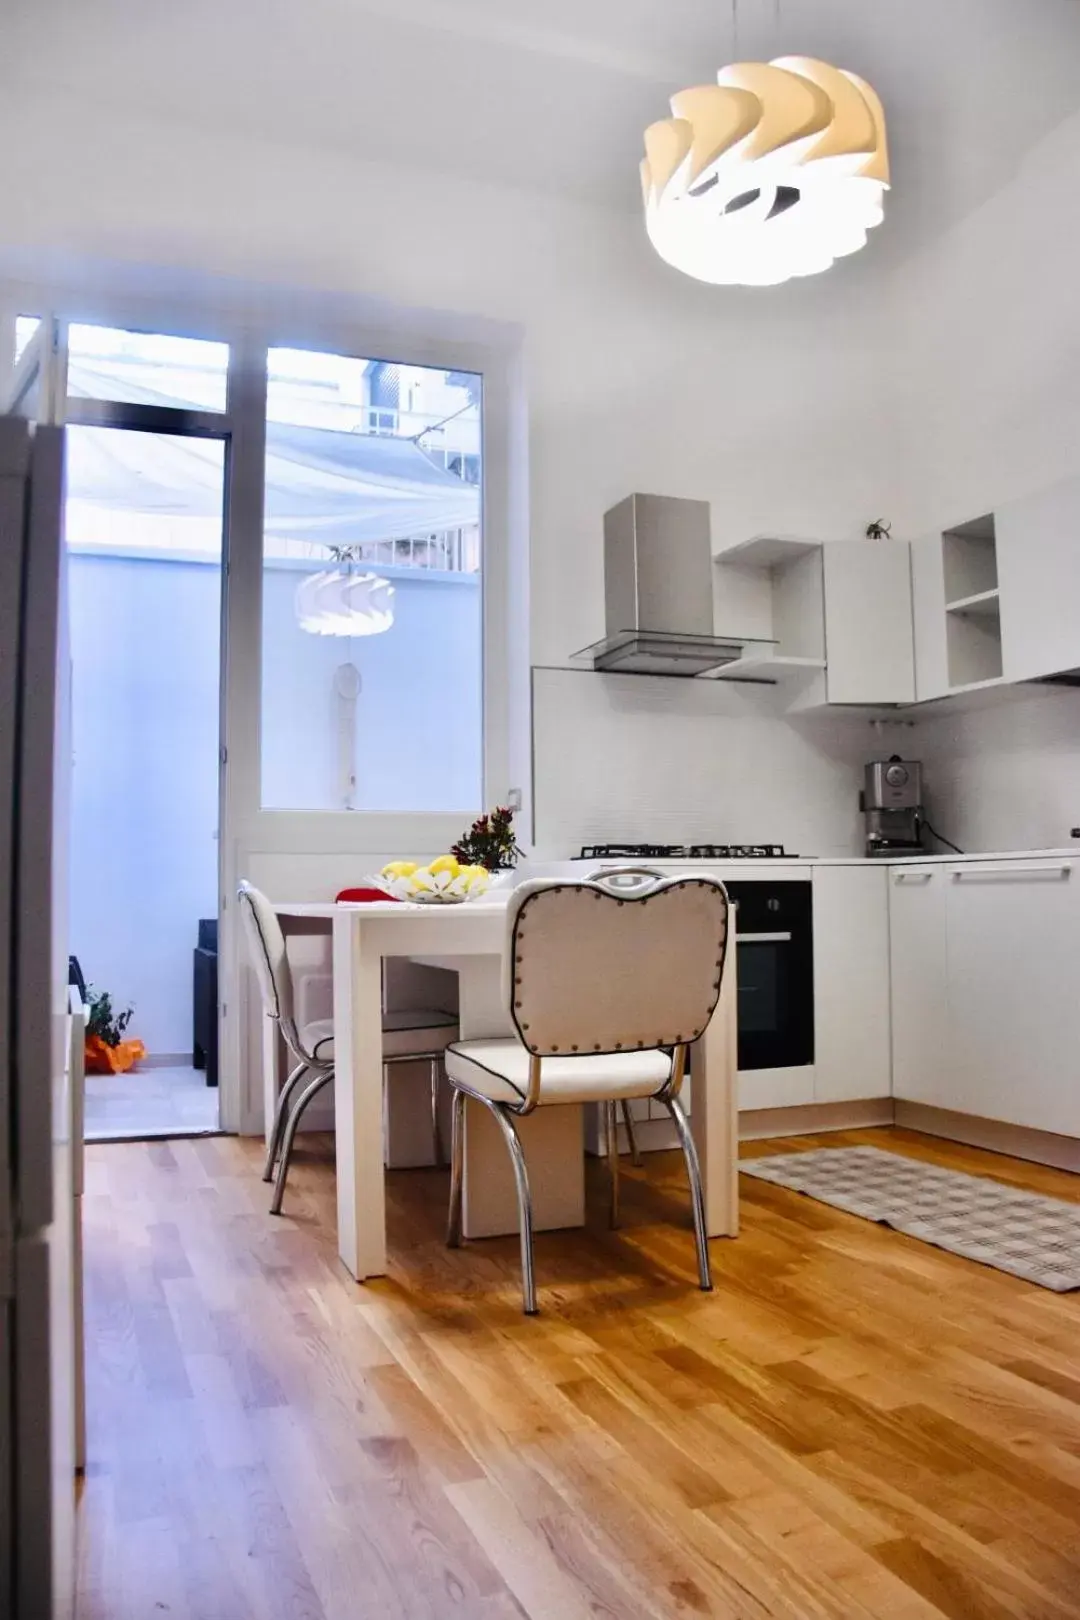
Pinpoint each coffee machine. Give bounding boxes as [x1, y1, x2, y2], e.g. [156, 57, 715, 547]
[861, 756, 925, 857]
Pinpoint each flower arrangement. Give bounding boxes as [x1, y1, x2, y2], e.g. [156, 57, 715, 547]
[451, 806, 523, 873]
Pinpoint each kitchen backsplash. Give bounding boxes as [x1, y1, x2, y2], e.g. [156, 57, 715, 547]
[916, 683, 1080, 855]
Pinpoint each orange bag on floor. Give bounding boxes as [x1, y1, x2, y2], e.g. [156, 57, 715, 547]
[85, 1035, 146, 1074]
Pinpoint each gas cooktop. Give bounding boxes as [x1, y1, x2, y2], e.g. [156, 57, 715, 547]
[579, 843, 791, 860]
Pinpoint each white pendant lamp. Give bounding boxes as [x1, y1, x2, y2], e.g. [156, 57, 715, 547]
[642, 57, 889, 287]
[295, 552, 395, 637]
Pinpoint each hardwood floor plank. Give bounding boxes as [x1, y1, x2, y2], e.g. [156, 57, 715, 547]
[76, 1127, 1080, 1619]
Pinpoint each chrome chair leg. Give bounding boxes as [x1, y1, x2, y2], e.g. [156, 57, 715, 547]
[430, 1058, 443, 1166]
[446, 1088, 466, 1248]
[604, 1101, 620, 1228]
[270, 1068, 333, 1215]
[263, 1059, 310, 1182]
[663, 1093, 713, 1292]
[486, 1100, 538, 1315]
[620, 1100, 643, 1167]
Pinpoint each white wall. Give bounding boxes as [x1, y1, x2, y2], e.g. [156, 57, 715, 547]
[69, 553, 220, 1056]
[533, 668, 907, 858]
[0, 83, 901, 661]
[892, 108, 1080, 851]
[70, 554, 481, 1053]
[915, 687, 1080, 856]
[890, 107, 1080, 536]
[8, 35, 1080, 907]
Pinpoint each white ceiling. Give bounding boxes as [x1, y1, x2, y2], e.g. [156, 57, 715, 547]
[8, 0, 1080, 261]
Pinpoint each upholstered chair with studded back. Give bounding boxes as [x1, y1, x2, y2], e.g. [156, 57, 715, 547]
[443, 868, 730, 1313]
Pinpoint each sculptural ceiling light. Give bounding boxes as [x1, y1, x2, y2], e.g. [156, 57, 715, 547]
[295, 551, 395, 637]
[642, 57, 889, 287]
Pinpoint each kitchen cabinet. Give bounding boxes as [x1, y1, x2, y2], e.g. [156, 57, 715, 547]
[812, 865, 892, 1102]
[997, 475, 1080, 682]
[890, 858, 1080, 1138]
[910, 535, 949, 701]
[944, 860, 1080, 1136]
[889, 866, 950, 1105]
[713, 536, 913, 706]
[822, 543, 915, 705]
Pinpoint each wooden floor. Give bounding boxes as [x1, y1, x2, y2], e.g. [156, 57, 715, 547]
[76, 1127, 1080, 1620]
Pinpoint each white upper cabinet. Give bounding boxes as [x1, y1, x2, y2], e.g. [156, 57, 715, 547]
[713, 536, 914, 706]
[996, 475, 1080, 682]
[822, 542, 915, 705]
[910, 534, 949, 701]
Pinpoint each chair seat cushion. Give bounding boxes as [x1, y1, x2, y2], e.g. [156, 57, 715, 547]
[301, 1008, 458, 1065]
[444, 1038, 671, 1107]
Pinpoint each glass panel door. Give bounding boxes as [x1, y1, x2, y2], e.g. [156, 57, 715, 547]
[65, 424, 226, 1138]
[260, 346, 483, 813]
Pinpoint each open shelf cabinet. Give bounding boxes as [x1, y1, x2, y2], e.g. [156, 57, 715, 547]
[941, 513, 1002, 689]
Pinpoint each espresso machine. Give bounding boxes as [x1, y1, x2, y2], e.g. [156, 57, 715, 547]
[861, 756, 925, 856]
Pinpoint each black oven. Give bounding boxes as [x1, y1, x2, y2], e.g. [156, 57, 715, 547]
[721, 880, 814, 1070]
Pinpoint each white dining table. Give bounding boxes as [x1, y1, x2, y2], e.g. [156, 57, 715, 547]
[272, 894, 739, 1283]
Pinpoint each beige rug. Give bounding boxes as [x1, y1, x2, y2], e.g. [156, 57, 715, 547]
[741, 1145, 1080, 1291]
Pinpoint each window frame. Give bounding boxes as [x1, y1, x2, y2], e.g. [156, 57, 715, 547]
[2, 289, 523, 1132]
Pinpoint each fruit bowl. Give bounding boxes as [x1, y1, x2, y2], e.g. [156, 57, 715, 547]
[375, 858, 491, 904]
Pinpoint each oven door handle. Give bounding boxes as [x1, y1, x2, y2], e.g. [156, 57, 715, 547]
[735, 931, 793, 944]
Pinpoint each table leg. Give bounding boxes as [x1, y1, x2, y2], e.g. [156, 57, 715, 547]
[333, 912, 387, 1281]
[692, 922, 739, 1238]
[455, 957, 585, 1239]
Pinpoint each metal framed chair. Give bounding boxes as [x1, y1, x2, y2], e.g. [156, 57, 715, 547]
[443, 867, 730, 1313]
[237, 881, 458, 1215]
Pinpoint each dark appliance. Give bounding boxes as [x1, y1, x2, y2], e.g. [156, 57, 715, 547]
[578, 845, 814, 1071]
[193, 917, 218, 1088]
[723, 880, 814, 1071]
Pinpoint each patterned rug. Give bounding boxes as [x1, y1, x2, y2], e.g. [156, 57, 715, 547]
[741, 1146, 1080, 1292]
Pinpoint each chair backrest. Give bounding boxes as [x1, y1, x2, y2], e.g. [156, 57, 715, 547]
[505, 871, 729, 1056]
[237, 881, 294, 1027]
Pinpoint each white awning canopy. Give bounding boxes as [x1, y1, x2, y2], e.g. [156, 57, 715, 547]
[64, 358, 480, 556]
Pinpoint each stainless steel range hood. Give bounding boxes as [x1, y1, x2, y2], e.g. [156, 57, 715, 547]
[575, 493, 766, 677]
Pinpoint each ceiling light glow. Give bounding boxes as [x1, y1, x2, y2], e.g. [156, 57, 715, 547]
[642, 57, 889, 287]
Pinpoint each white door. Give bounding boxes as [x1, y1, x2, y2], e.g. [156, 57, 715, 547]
[945, 860, 1080, 1135]
[997, 477, 1080, 682]
[812, 865, 891, 1103]
[823, 541, 915, 705]
[1, 313, 78, 1619]
[889, 865, 950, 1105]
[220, 337, 505, 1135]
[910, 534, 949, 701]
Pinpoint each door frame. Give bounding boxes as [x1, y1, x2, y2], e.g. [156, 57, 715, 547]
[3, 292, 526, 1135]
[64, 392, 233, 1127]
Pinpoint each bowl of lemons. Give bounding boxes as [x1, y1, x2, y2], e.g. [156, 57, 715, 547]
[376, 856, 492, 904]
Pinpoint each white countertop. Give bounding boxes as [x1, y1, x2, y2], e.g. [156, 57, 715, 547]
[532, 848, 1080, 873]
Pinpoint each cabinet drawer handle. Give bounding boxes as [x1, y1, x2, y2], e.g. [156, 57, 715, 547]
[893, 871, 933, 884]
[951, 866, 1073, 882]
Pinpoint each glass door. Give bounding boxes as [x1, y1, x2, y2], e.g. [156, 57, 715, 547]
[64, 421, 227, 1138]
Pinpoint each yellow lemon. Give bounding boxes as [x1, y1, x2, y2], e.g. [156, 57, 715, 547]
[464, 865, 489, 887]
[428, 854, 460, 876]
[382, 860, 418, 878]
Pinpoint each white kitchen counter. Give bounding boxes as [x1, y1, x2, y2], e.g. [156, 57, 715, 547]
[531, 848, 1080, 873]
